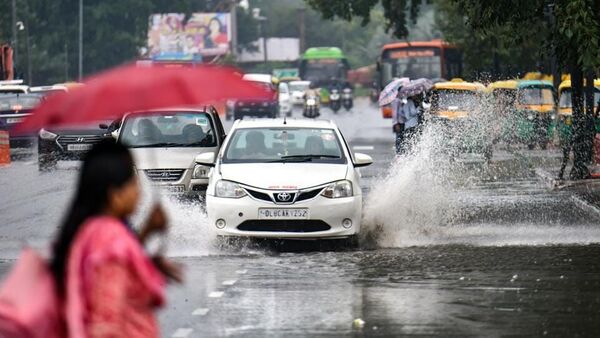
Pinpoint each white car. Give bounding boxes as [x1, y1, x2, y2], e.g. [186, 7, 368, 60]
[203, 118, 373, 241]
[116, 107, 226, 196]
[288, 80, 311, 105]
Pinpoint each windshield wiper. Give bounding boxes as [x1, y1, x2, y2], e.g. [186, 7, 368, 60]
[268, 154, 340, 163]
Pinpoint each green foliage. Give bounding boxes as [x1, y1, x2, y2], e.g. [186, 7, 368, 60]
[434, 0, 547, 78]
[305, 0, 423, 38]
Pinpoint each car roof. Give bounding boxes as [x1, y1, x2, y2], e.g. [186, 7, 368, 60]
[232, 118, 338, 130]
[29, 85, 68, 92]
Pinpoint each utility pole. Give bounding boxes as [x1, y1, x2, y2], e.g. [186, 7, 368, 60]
[298, 7, 306, 54]
[12, 0, 17, 70]
[230, 0, 238, 59]
[78, 0, 83, 81]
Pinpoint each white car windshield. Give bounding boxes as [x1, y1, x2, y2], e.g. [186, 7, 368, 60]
[120, 111, 216, 148]
[223, 127, 346, 164]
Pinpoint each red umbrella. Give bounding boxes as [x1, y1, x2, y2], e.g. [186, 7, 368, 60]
[14, 64, 270, 132]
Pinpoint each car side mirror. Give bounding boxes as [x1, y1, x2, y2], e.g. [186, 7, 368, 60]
[195, 152, 216, 167]
[111, 129, 120, 140]
[99, 123, 109, 129]
[354, 152, 373, 167]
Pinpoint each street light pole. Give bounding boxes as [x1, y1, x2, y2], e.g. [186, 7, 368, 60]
[78, 0, 83, 81]
[11, 0, 17, 70]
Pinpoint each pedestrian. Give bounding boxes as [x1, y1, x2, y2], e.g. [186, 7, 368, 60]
[51, 140, 182, 338]
[392, 87, 406, 154]
[399, 94, 422, 154]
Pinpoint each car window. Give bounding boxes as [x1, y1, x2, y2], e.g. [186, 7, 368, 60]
[223, 127, 346, 164]
[0, 95, 43, 111]
[120, 111, 217, 148]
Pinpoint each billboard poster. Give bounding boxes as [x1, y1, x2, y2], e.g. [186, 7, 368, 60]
[148, 13, 231, 60]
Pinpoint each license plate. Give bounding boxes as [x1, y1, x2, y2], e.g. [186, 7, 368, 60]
[156, 185, 185, 193]
[67, 144, 93, 151]
[258, 208, 309, 219]
[6, 117, 24, 124]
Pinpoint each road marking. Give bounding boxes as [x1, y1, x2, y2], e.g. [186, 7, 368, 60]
[192, 308, 210, 316]
[353, 145, 374, 151]
[236, 269, 248, 274]
[209, 291, 224, 298]
[172, 328, 193, 338]
[222, 279, 237, 286]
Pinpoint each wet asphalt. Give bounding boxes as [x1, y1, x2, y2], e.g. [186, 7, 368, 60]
[1, 99, 600, 337]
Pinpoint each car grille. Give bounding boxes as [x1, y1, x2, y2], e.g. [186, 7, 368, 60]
[237, 220, 331, 232]
[57, 135, 104, 147]
[245, 187, 324, 204]
[144, 169, 185, 182]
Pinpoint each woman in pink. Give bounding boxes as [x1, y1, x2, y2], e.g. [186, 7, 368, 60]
[51, 140, 182, 338]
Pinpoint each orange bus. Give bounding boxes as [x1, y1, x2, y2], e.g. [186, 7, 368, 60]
[377, 39, 462, 118]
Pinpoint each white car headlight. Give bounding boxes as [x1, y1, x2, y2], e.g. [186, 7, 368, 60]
[192, 164, 209, 179]
[39, 128, 58, 140]
[321, 180, 353, 198]
[215, 180, 247, 198]
[307, 99, 316, 105]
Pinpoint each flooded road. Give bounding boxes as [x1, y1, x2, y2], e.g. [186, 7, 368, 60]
[1, 98, 600, 336]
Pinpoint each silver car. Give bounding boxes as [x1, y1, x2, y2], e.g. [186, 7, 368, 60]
[116, 107, 225, 197]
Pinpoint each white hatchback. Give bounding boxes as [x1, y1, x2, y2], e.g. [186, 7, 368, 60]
[203, 119, 373, 240]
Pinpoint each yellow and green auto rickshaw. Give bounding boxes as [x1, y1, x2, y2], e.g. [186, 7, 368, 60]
[557, 79, 600, 146]
[514, 80, 556, 149]
[429, 79, 492, 160]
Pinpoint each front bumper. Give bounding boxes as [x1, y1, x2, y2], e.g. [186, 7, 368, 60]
[207, 194, 362, 239]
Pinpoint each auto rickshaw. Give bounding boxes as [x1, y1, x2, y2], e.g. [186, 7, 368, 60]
[514, 80, 556, 149]
[429, 79, 492, 160]
[556, 79, 600, 146]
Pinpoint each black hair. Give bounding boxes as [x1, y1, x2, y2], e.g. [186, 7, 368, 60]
[209, 17, 223, 33]
[51, 139, 135, 295]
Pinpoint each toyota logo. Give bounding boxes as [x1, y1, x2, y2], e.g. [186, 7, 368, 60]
[276, 192, 292, 202]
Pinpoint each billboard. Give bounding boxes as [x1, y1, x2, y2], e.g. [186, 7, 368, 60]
[148, 13, 231, 60]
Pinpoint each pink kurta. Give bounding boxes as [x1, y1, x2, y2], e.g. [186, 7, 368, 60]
[65, 216, 165, 338]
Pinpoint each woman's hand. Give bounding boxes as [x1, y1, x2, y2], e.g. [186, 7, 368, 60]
[139, 204, 168, 244]
[152, 256, 184, 284]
